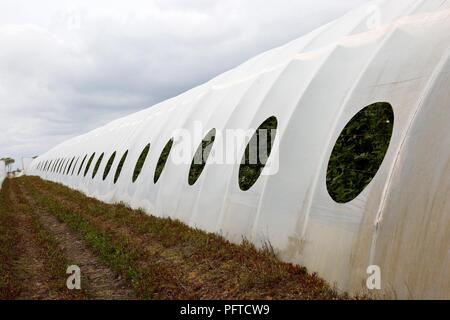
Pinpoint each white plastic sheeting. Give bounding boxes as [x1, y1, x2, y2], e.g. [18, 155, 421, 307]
[29, 0, 450, 299]
[22, 158, 34, 175]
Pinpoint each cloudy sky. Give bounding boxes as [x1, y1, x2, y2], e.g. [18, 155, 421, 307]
[0, 0, 368, 169]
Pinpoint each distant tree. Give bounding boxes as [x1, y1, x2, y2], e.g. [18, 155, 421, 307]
[0, 158, 8, 170]
[0, 157, 15, 172]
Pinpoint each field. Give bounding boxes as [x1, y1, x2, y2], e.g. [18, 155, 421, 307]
[0, 176, 346, 300]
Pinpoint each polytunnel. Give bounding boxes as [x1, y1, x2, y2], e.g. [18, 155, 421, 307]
[29, 0, 450, 299]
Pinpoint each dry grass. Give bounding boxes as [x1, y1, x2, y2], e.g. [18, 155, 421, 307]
[1, 176, 350, 300]
[0, 179, 87, 299]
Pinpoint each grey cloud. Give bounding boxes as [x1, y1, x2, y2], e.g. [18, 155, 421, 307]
[0, 0, 368, 168]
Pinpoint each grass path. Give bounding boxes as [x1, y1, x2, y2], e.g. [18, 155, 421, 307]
[16, 181, 135, 299]
[0, 179, 86, 299]
[0, 176, 348, 300]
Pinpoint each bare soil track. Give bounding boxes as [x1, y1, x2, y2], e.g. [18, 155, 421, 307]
[0, 176, 348, 300]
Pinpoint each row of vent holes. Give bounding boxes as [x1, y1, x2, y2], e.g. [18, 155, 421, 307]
[38, 150, 128, 184]
[34, 103, 394, 202]
[35, 116, 278, 192]
[39, 148, 145, 185]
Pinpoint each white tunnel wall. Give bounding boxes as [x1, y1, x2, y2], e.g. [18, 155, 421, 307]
[29, 0, 450, 299]
[365, 49, 450, 299]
